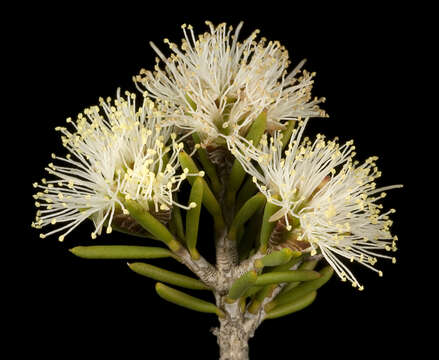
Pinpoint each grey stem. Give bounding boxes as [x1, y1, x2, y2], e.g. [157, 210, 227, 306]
[175, 246, 218, 288]
[216, 316, 250, 360]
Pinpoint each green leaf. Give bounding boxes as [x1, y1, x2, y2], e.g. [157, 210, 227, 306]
[123, 199, 181, 252]
[186, 177, 204, 259]
[129, 262, 209, 290]
[266, 254, 304, 273]
[237, 226, 245, 244]
[265, 291, 317, 319]
[236, 176, 258, 211]
[254, 270, 320, 286]
[245, 111, 268, 145]
[299, 259, 320, 271]
[254, 248, 296, 269]
[192, 133, 222, 195]
[178, 151, 225, 230]
[226, 112, 267, 207]
[185, 94, 197, 110]
[248, 253, 306, 313]
[259, 197, 281, 253]
[248, 284, 276, 314]
[155, 282, 224, 317]
[265, 266, 333, 312]
[238, 209, 263, 261]
[227, 270, 258, 301]
[69, 245, 173, 260]
[280, 120, 297, 150]
[244, 285, 264, 298]
[281, 258, 320, 294]
[170, 202, 185, 241]
[228, 193, 266, 242]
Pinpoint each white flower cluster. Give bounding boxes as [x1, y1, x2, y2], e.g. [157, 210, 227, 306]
[135, 21, 326, 147]
[32, 90, 200, 241]
[33, 21, 401, 290]
[232, 118, 402, 288]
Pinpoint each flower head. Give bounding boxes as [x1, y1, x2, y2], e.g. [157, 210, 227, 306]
[135, 21, 326, 147]
[233, 119, 402, 289]
[32, 90, 198, 241]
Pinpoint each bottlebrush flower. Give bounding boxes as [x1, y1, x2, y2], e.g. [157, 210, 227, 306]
[134, 21, 326, 148]
[32, 90, 199, 241]
[232, 119, 402, 289]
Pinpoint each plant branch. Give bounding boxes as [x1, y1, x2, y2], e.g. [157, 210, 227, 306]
[174, 246, 218, 289]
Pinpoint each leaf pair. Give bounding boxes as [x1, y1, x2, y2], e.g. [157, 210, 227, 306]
[70, 245, 223, 317]
[264, 266, 334, 318]
[136, 264, 224, 318]
[226, 261, 320, 303]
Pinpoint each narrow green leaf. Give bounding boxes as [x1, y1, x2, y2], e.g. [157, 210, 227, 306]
[248, 284, 276, 314]
[170, 202, 185, 241]
[248, 255, 304, 314]
[237, 226, 245, 244]
[254, 248, 295, 269]
[236, 176, 258, 211]
[266, 266, 333, 311]
[265, 291, 317, 319]
[226, 112, 267, 207]
[186, 177, 204, 259]
[299, 259, 320, 271]
[254, 270, 320, 286]
[245, 111, 268, 145]
[123, 199, 181, 252]
[69, 245, 173, 260]
[238, 209, 263, 261]
[267, 254, 304, 273]
[192, 133, 222, 195]
[178, 151, 225, 230]
[259, 256, 306, 302]
[155, 282, 224, 317]
[185, 94, 197, 110]
[227, 270, 258, 301]
[129, 262, 209, 290]
[259, 197, 281, 253]
[244, 286, 264, 298]
[228, 193, 266, 242]
[280, 120, 297, 150]
[281, 258, 320, 294]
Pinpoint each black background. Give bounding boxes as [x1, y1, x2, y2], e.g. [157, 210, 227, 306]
[11, 3, 426, 359]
